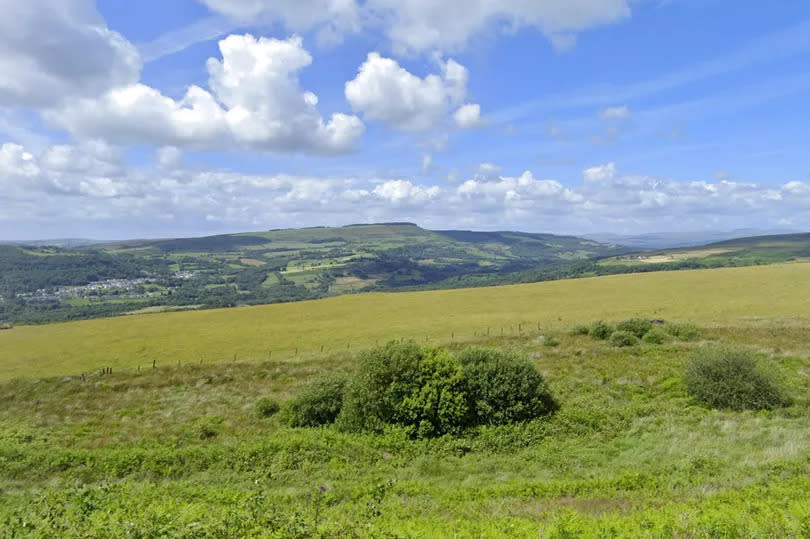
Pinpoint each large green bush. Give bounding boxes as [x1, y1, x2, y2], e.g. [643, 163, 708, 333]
[338, 342, 470, 438]
[684, 347, 788, 411]
[616, 318, 653, 338]
[457, 347, 558, 426]
[281, 375, 347, 427]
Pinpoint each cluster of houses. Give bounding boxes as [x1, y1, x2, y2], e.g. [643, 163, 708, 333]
[15, 271, 196, 303]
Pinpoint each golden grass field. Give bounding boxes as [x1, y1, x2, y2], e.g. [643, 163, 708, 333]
[2, 262, 808, 381]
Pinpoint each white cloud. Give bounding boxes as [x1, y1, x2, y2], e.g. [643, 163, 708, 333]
[454, 104, 485, 129]
[4, 143, 810, 239]
[46, 35, 364, 154]
[199, 0, 360, 30]
[0, 0, 140, 107]
[583, 162, 617, 182]
[599, 105, 629, 120]
[198, 0, 631, 55]
[345, 53, 472, 131]
[373, 179, 441, 204]
[156, 147, 183, 169]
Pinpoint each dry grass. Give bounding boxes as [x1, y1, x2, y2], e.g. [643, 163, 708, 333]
[1, 262, 809, 380]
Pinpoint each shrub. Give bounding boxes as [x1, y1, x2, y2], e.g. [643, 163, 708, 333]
[589, 321, 613, 340]
[609, 330, 638, 347]
[254, 397, 280, 418]
[571, 325, 590, 336]
[281, 375, 347, 427]
[616, 318, 653, 339]
[543, 335, 560, 347]
[457, 347, 558, 426]
[666, 322, 700, 341]
[684, 347, 788, 410]
[198, 417, 222, 440]
[338, 342, 470, 438]
[642, 327, 669, 345]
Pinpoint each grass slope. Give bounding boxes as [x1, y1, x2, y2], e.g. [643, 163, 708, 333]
[2, 314, 809, 535]
[1, 262, 809, 381]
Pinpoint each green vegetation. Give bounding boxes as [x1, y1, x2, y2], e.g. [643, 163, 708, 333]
[458, 347, 557, 426]
[684, 346, 790, 411]
[589, 321, 613, 340]
[254, 397, 281, 418]
[641, 327, 669, 345]
[280, 375, 347, 428]
[2, 309, 810, 535]
[5, 228, 810, 326]
[666, 322, 701, 341]
[609, 330, 639, 347]
[0, 223, 628, 324]
[615, 317, 653, 338]
[339, 343, 469, 437]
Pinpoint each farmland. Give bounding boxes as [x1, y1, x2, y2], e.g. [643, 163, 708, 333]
[1, 262, 810, 535]
[1, 262, 809, 381]
[0, 223, 628, 324]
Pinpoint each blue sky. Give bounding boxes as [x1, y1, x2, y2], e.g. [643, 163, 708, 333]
[1, 0, 809, 240]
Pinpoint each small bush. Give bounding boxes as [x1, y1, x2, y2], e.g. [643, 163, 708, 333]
[684, 347, 788, 411]
[589, 321, 613, 340]
[666, 322, 700, 341]
[642, 327, 669, 345]
[616, 318, 653, 339]
[254, 397, 280, 418]
[458, 347, 558, 426]
[571, 325, 590, 336]
[198, 417, 222, 440]
[281, 375, 347, 427]
[610, 330, 638, 347]
[338, 342, 470, 438]
[543, 335, 560, 347]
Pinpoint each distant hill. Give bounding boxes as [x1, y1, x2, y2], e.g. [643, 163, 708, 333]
[584, 229, 800, 250]
[600, 232, 810, 268]
[0, 223, 628, 324]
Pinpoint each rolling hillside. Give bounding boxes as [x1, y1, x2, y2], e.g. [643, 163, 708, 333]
[0, 223, 627, 324]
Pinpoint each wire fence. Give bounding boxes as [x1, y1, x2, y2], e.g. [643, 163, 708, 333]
[68, 320, 556, 382]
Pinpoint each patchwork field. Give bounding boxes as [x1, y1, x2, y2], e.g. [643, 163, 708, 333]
[2, 262, 810, 536]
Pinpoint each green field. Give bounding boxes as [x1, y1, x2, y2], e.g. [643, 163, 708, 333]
[2, 263, 810, 536]
[1, 262, 809, 381]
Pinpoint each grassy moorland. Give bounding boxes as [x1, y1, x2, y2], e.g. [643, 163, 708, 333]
[1, 262, 809, 381]
[1, 263, 810, 536]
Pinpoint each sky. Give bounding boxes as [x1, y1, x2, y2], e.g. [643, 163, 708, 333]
[1, 0, 809, 240]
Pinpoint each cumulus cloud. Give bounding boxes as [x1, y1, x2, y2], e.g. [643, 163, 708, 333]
[4, 144, 810, 239]
[454, 104, 485, 129]
[0, 0, 140, 107]
[345, 53, 475, 131]
[46, 35, 364, 154]
[200, 0, 632, 54]
[583, 162, 617, 182]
